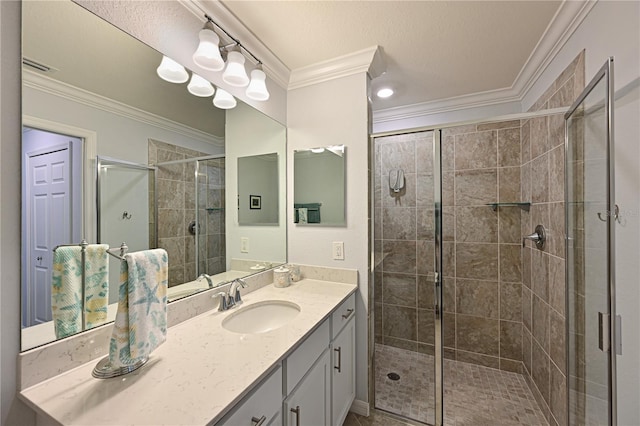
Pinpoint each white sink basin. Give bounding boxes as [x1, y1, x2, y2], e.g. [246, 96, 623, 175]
[222, 301, 301, 334]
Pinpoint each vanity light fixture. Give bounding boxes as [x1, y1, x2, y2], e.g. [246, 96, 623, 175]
[192, 21, 225, 71]
[156, 55, 189, 84]
[222, 45, 250, 87]
[187, 73, 215, 97]
[213, 88, 237, 109]
[246, 63, 270, 101]
[192, 15, 269, 100]
[377, 88, 394, 98]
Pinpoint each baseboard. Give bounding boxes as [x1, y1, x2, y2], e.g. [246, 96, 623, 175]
[349, 399, 370, 416]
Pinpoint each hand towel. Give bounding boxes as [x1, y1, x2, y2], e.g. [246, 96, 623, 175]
[51, 244, 109, 339]
[109, 249, 168, 367]
[298, 207, 308, 223]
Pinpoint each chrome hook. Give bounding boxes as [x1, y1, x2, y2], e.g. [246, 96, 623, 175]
[597, 204, 620, 223]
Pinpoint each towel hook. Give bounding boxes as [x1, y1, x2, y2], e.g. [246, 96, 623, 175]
[597, 204, 620, 223]
[122, 211, 132, 220]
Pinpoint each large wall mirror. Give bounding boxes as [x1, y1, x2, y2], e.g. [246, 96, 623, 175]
[293, 145, 346, 226]
[21, 0, 286, 351]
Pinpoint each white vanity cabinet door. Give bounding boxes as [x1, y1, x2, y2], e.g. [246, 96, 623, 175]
[284, 349, 331, 426]
[216, 365, 282, 426]
[331, 317, 355, 426]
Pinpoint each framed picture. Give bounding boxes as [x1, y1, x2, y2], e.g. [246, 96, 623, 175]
[250, 195, 261, 210]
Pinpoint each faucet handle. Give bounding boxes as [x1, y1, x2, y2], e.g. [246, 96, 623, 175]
[231, 278, 248, 304]
[212, 291, 229, 311]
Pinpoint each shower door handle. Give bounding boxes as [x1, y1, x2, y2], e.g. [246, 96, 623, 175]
[598, 311, 610, 352]
[434, 272, 441, 319]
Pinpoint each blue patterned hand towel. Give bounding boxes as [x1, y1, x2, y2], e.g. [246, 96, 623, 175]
[52, 244, 109, 339]
[109, 249, 168, 367]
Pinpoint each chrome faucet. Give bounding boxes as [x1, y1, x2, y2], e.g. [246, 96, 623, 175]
[197, 273, 214, 289]
[229, 278, 248, 306]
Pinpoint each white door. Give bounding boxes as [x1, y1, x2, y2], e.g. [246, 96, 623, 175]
[25, 144, 73, 325]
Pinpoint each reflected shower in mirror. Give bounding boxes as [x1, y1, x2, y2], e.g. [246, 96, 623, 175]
[294, 145, 346, 226]
[21, 1, 286, 351]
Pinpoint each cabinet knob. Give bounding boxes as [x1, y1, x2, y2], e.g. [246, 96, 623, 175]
[290, 405, 301, 426]
[251, 415, 266, 426]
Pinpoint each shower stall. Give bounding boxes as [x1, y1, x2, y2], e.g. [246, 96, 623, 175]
[370, 55, 617, 426]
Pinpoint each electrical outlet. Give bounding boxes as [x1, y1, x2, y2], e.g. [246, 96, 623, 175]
[332, 241, 344, 260]
[240, 237, 249, 253]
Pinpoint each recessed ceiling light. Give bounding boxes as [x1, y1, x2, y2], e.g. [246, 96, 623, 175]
[377, 88, 394, 98]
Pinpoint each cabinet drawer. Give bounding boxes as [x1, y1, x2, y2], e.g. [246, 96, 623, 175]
[286, 319, 330, 393]
[217, 365, 282, 426]
[331, 293, 355, 338]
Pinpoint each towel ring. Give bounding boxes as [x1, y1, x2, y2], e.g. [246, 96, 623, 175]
[92, 356, 148, 379]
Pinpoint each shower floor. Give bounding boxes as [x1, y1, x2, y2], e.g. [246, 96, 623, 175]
[375, 344, 548, 425]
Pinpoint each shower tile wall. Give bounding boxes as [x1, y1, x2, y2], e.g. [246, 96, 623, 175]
[374, 122, 524, 372]
[148, 139, 225, 287]
[520, 50, 585, 426]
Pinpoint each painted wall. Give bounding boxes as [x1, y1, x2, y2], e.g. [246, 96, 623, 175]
[226, 101, 287, 268]
[287, 73, 370, 403]
[238, 154, 279, 225]
[520, 2, 640, 423]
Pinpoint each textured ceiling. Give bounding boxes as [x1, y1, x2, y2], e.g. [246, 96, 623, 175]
[23, 1, 225, 138]
[221, 0, 561, 110]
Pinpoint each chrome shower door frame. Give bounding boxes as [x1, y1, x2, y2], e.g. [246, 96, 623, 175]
[564, 57, 616, 426]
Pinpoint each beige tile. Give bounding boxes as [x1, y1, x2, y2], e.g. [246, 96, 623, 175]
[549, 309, 566, 375]
[500, 282, 522, 321]
[532, 294, 550, 352]
[499, 208, 521, 244]
[521, 120, 531, 164]
[531, 249, 549, 301]
[499, 167, 521, 203]
[157, 208, 185, 238]
[455, 206, 498, 243]
[548, 113, 565, 150]
[500, 358, 523, 373]
[158, 237, 185, 267]
[550, 363, 567, 426]
[383, 305, 417, 341]
[442, 123, 477, 137]
[416, 208, 434, 240]
[455, 169, 497, 206]
[380, 140, 416, 174]
[456, 314, 499, 356]
[442, 242, 455, 278]
[383, 273, 417, 307]
[415, 134, 434, 174]
[500, 244, 522, 282]
[549, 76, 576, 109]
[523, 327, 533, 375]
[384, 336, 417, 352]
[531, 153, 550, 203]
[549, 202, 565, 259]
[532, 338, 550, 405]
[498, 128, 521, 167]
[415, 174, 434, 207]
[442, 207, 455, 241]
[454, 130, 497, 170]
[500, 320, 522, 360]
[157, 179, 185, 209]
[382, 241, 417, 274]
[549, 256, 565, 316]
[417, 308, 434, 344]
[521, 162, 532, 203]
[456, 279, 499, 319]
[477, 120, 521, 131]
[549, 146, 565, 203]
[442, 135, 455, 171]
[416, 240, 434, 275]
[417, 274, 434, 309]
[523, 285, 533, 332]
[456, 350, 500, 369]
[382, 207, 416, 240]
[442, 171, 455, 206]
[456, 243, 498, 281]
[530, 116, 549, 159]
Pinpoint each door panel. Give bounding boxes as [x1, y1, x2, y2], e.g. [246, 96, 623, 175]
[566, 58, 615, 426]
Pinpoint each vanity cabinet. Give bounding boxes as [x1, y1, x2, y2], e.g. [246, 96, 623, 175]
[216, 292, 356, 426]
[216, 365, 282, 426]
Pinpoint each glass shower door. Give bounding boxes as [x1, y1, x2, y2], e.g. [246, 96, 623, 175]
[565, 57, 616, 425]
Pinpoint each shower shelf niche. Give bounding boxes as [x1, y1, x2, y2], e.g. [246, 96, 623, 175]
[486, 202, 531, 212]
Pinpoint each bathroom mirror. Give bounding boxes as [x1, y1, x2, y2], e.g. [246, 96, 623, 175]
[20, 0, 286, 350]
[293, 145, 346, 226]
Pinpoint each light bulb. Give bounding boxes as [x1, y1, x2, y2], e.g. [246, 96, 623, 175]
[156, 56, 188, 84]
[377, 88, 394, 98]
[187, 74, 215, 97]
[213, 88, 236, 109]
[246, 66, 270, 101]
[222, 49, 250, 87]
[192, 25, 225, 71]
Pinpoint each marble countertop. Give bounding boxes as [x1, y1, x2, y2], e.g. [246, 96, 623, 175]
[19, 279, 357, 425]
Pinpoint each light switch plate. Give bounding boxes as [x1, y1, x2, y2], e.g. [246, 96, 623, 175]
[240, 237, 249, 253]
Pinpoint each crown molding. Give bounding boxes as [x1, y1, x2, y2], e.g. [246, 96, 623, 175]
[373, 87, 521, 124]
[289, 46, 384, 90]
[179, 0, 291, 90]
[373, 0, 596, 125]
[23, 70, 224, 147]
